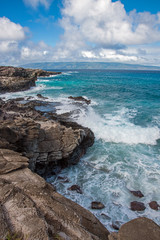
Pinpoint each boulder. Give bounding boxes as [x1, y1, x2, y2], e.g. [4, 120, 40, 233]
[91, 201, 105, 210]
[68, 185, 83, 194]
[149, 201, 160, 211]
[130, 201, 146, 211]
[68, 96, 91, 105]
[108, 217, 160, 240]
[130, 190, 144, 198]
[0, 148, 110, 240]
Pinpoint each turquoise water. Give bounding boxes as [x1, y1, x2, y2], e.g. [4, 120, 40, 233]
[2, 70, 160, 230]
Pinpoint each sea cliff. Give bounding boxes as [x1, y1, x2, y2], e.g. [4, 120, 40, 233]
[0, 66, 160, 240]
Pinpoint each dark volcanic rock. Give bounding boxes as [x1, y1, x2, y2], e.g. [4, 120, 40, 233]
[0, 66, 61, 93]
[68, 184, 83, 194]
[130, 190, 144, 198]
[149, 201, 160, 211]
[91, 201, 105, 209]
[37, 94, 48, 100]
[68, 96, 91, 105]
[130, 201, 146, 211]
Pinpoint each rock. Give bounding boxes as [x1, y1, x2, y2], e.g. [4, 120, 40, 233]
[149, 201, 160, 211]
[108, 233, 118, 240]
[0, 148, 110, 240]
[37, 94, 48, 100]
[91, 201, 105, 209]
[0, 66, 61, 93]
[130, 190, 144, 198]
[68, 96, 91, 105]
[68, 185, 83, 194]
[130, 201, 146, 211]
[111, 221, 123, 231]
[113, 217, 160, 240]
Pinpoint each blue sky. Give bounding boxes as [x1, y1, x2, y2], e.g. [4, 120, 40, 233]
[0, 0, 160, 66]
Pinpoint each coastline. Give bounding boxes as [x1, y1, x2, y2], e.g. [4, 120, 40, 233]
[0, 66, 160, 240]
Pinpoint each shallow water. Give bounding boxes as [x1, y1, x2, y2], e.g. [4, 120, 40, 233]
[2, 69, 160, 231]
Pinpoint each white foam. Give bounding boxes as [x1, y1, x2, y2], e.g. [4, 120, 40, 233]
[75, 107, 160, 145]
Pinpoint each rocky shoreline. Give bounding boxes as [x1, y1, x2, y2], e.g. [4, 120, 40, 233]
[0, 66, 160, 240]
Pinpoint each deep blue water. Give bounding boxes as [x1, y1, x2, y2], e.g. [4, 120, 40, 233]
[2, 69, 160, 230]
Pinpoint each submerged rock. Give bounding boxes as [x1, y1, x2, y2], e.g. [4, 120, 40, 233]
[91, 201, 105, 209]
[68, 184, 83, 194]
[68, 96, 91, 105]
[130, 190, 144, 198]
[149, 201, 160, 211]
[130, 201, 146, 211]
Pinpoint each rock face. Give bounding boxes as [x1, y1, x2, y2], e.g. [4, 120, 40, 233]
[108, 217, 160, 240]
[0, 66, 61, 93]
[0, 98, 94, 176]
[0, 148, 110, 240]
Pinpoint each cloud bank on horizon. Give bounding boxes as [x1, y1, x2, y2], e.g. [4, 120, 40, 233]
[1, 0, 160, 66]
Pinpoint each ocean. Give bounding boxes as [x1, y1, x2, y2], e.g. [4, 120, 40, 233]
[2, 69, 160, 230]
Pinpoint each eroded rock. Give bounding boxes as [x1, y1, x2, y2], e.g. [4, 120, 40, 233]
[0, 148, 110, 240]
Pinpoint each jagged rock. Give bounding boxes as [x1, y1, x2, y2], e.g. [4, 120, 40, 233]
[68, 96, 91, 105]
[0, 117, 94, 176]
[108, 217, 160, 240]
[149, 201, 160, 211]
[0, 148, 110, 240]
[130, 201, 146, 211]
[0, 66, 61, 93]
[68, 185, 83, 194]
[130, 190, 144, 198]
[91, 201, 105, 209]
[37, 93, 48, 99]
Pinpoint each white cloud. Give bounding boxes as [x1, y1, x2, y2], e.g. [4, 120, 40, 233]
[61, 0, 160, 47]
[23, 0, 53, 9]
[52, 0, 160, 63]
[0, 17, 26, 41]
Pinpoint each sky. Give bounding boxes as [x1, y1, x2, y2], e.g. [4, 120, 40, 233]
[0, 0, 160, 66]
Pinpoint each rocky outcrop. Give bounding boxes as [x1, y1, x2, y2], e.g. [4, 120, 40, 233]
[0, 98, 94, 177]
[108, 217, 160, 240]
[0, 148, 110, 240]
[0, 66, 61, 93]
[68, 96, 91, 105]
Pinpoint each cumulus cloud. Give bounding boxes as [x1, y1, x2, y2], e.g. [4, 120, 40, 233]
[0, 17, 26, 41]
[23, 0, 53, 9]
[52, 0, 160, 63]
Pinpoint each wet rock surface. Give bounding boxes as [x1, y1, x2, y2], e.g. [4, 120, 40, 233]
[149, 201, 160, 211]
[130, 190, 144, 198]
[91, 201, 105, 210]
[68, 184, 83, 194]
[68, 96, 91, 105]
[130, 201, 146, 211]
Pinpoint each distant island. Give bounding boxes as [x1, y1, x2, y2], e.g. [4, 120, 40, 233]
[21, 61, 160, 71]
